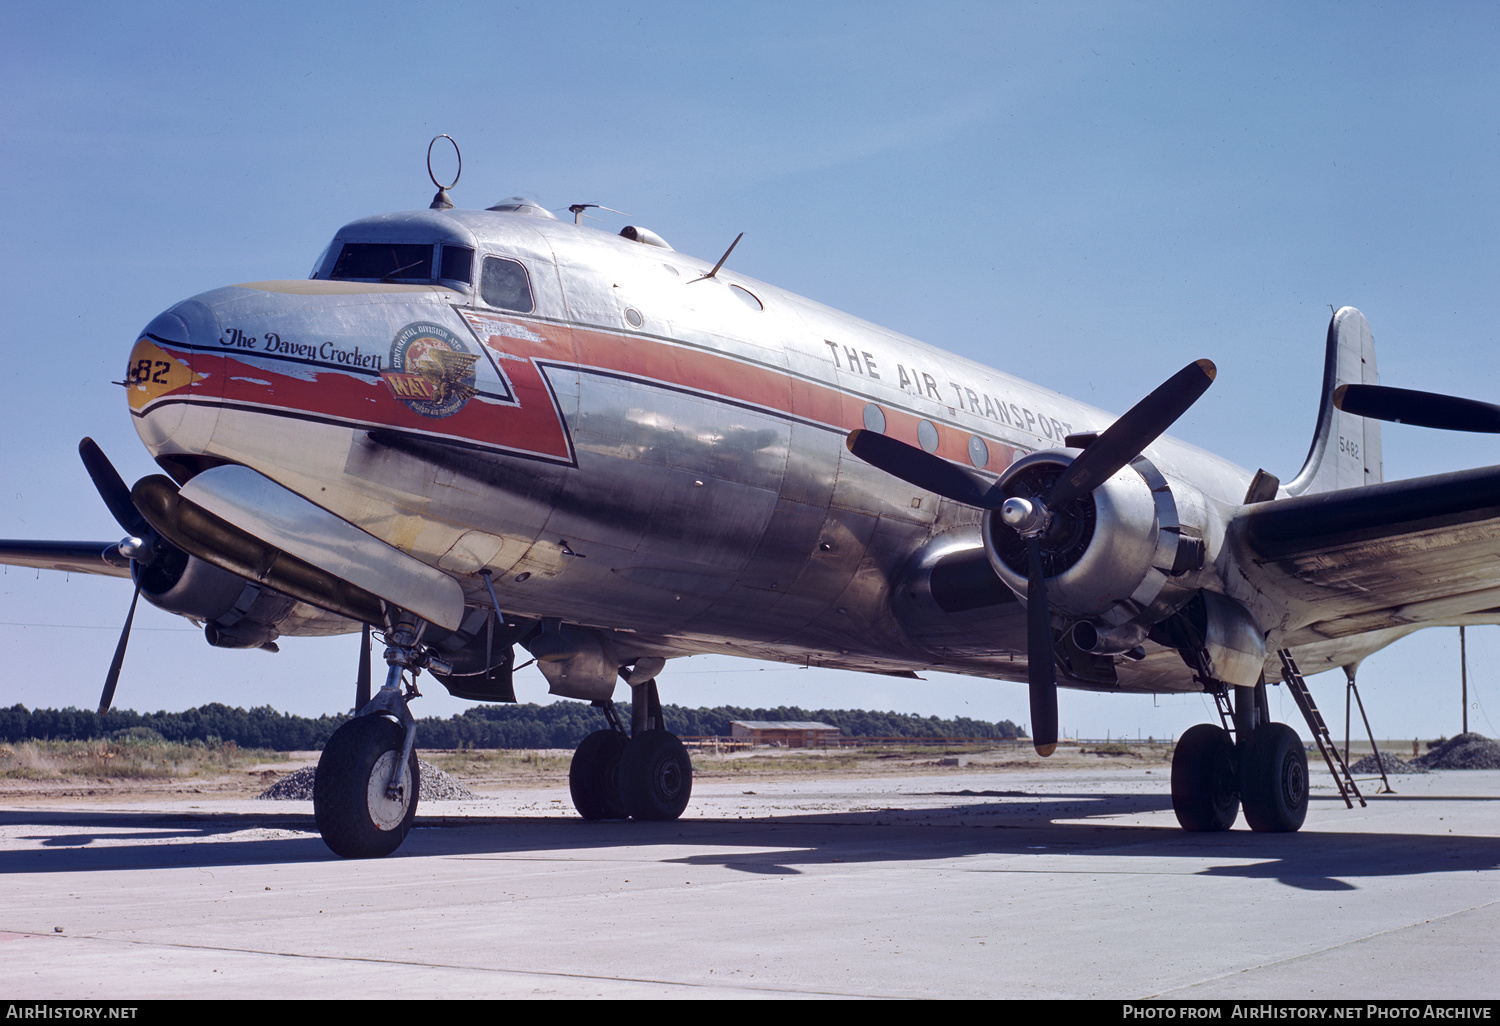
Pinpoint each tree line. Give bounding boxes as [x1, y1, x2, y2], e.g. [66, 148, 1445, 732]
[0, 702, 1022, 751]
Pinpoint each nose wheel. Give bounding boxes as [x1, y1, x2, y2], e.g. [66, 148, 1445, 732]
[314, 614, 441, 858]
[314, 714, 420, 858]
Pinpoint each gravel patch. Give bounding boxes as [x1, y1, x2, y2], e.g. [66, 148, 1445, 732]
[1412, 732, 1500, 770]
[257, 760, 478, 801]
[1348, 752, 1427, 774]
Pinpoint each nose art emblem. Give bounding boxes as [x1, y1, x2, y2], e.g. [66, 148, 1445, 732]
[380, 322, 479, 419]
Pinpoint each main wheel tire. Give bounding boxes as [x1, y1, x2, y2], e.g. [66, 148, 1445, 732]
[1240, 722, 1309, 833]
[618, 729, 693, 821]
[570, 729, 628, 820]
[314, 715, 420, 858]
[1171, 723, 1240, 831]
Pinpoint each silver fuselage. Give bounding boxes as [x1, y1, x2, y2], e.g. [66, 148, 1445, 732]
[126, 206, 1298, 696]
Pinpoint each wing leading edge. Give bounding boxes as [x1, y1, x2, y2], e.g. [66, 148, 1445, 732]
[0, 540, 133, 579]
[1230, 464, 1500, 645]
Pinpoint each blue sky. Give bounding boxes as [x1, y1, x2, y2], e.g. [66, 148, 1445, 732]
[2, 2, 1498, 742]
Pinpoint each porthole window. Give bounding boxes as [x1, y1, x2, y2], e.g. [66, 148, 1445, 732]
[968, 435, 989, 468]
[917, 419, 940, 453]
[730, 284, 763, 310]
[862, 403, 886, 433]
[624, 308, 644, 328]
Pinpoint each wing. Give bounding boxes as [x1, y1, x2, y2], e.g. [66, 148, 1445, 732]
[1229, 464, 1500, 646]
[0, 540, 133, 579]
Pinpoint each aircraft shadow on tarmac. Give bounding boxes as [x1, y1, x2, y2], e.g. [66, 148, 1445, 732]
[1, 788, 1495, 892]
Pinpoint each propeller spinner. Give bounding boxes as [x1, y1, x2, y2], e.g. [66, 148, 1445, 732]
[848, 359, 1216, 756]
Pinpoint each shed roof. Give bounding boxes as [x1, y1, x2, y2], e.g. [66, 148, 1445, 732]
[731, 721, 840, 731]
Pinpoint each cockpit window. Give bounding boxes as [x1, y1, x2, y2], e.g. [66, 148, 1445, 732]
[331, 243, 434, 282]
[440, 245, 474, 284]
[308, 243, 332, 279]
[480, 256, 534, 312]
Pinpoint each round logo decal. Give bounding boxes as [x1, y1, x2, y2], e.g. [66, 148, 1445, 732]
[381, 322, 479, 419]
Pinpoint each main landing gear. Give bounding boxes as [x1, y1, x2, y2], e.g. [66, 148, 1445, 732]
[569, 674, 693, 822]
[1170, 678, 1308, 833]
[314, 616, 445, 858]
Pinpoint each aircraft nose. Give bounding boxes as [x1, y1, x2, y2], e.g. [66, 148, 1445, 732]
[127, 297, 222, 455]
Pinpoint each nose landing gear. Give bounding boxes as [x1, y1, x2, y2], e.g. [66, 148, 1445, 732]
[314, 713, 420, 857]
[314, 615, 447, 858]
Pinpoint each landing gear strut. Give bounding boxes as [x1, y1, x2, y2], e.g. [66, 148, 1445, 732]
[567, 673, 693, 821]
[1170, 678, 1307, 833]
[314, 615, 449, 858]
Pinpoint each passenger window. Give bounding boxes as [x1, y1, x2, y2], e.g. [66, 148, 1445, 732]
[330, 243, 434, 281]
[440, 246, 474, 284]
[480, 256, 535, 312]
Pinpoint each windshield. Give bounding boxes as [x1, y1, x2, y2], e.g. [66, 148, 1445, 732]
[330, 243, 434, 282]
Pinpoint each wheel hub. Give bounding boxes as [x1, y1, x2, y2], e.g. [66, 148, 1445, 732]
[1280, 750, 1307, 808]
[366, 750, 412, 831]
[654, 759, 683, 800]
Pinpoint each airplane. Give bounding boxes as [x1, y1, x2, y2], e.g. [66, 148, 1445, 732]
[6, 141, 1500, 858]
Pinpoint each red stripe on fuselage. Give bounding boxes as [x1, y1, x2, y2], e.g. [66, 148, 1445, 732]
[144, 310, 1015, 473]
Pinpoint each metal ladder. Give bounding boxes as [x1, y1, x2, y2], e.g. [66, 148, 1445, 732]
[1277, 650, 1365, 809]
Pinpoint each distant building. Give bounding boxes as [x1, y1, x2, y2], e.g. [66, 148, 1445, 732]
[730, 721, 841, 748]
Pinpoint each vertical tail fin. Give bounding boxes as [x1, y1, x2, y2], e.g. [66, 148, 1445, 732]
[1285, 307, 1383, 496]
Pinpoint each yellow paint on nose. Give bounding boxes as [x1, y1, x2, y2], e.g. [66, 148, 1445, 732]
[125, 338, 204, 411]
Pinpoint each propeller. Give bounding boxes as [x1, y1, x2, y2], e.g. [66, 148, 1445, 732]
[848, 358, 1216, 756]
[1332, 384, 1500, 434]
[78, 437, 160, 714]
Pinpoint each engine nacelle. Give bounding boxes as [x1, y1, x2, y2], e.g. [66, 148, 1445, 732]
[135, 545, 295, 649]
[523, 619, 621, 702]
[983, 449, 1208, 634]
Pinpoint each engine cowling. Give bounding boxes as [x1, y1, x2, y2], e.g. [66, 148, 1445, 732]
[135, 545, 296, 649]
[982, 449, 1207, 639]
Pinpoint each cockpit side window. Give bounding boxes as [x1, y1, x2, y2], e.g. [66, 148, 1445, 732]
[330, 243, 434, 282]
[480, 256, 535, 313]
[440, 245, 474, 284]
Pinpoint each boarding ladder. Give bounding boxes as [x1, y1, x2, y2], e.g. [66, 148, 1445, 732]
[1277, 650, 1365, 809]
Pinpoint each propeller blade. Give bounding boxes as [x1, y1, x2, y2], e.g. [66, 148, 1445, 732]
[79, 437, 150, 538]
[1024, 537, 1058, 756]
[846, 429, 1003, 508]
[356, 623, 373, 710]
[100, 580, 142, 714]
[1047, 359, 1216, 508]
[1332, 384, 1500, 433]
